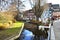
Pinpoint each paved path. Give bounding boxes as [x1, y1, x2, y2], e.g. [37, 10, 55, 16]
[51, 26, 55, 40]
[53, 20, 60, 40]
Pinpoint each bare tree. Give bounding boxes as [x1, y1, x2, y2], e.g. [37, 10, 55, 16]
[33, 0, 44, 20]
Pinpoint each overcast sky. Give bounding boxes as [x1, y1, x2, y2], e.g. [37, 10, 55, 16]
[19, 0, 34, 12]
[47, 0, 60, 4]
[0, 0, 34, 12]
[0, 0, 60, 12]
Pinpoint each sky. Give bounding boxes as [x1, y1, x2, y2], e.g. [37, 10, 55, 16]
[19, 0, 35, 12]
[0, 0, 60, 12]
[0, 0, 34, 12]
[47, 0, 60, 4]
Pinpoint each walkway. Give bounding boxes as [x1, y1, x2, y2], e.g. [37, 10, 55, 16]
[53, 20, 60, 40]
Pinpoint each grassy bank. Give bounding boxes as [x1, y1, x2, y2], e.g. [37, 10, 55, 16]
[0, 22, 24, 40]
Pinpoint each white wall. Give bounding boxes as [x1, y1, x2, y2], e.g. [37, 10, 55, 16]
[47, 0, 60, 4]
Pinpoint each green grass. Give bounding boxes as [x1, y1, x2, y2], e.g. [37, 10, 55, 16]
[11, 22, 24, 28]
[0, 22, 24, 40]
[0, 28, 21, 40]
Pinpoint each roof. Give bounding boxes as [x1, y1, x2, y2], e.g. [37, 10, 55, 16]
[51, 4, 59, 9]
[53, 12, 60, 16]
